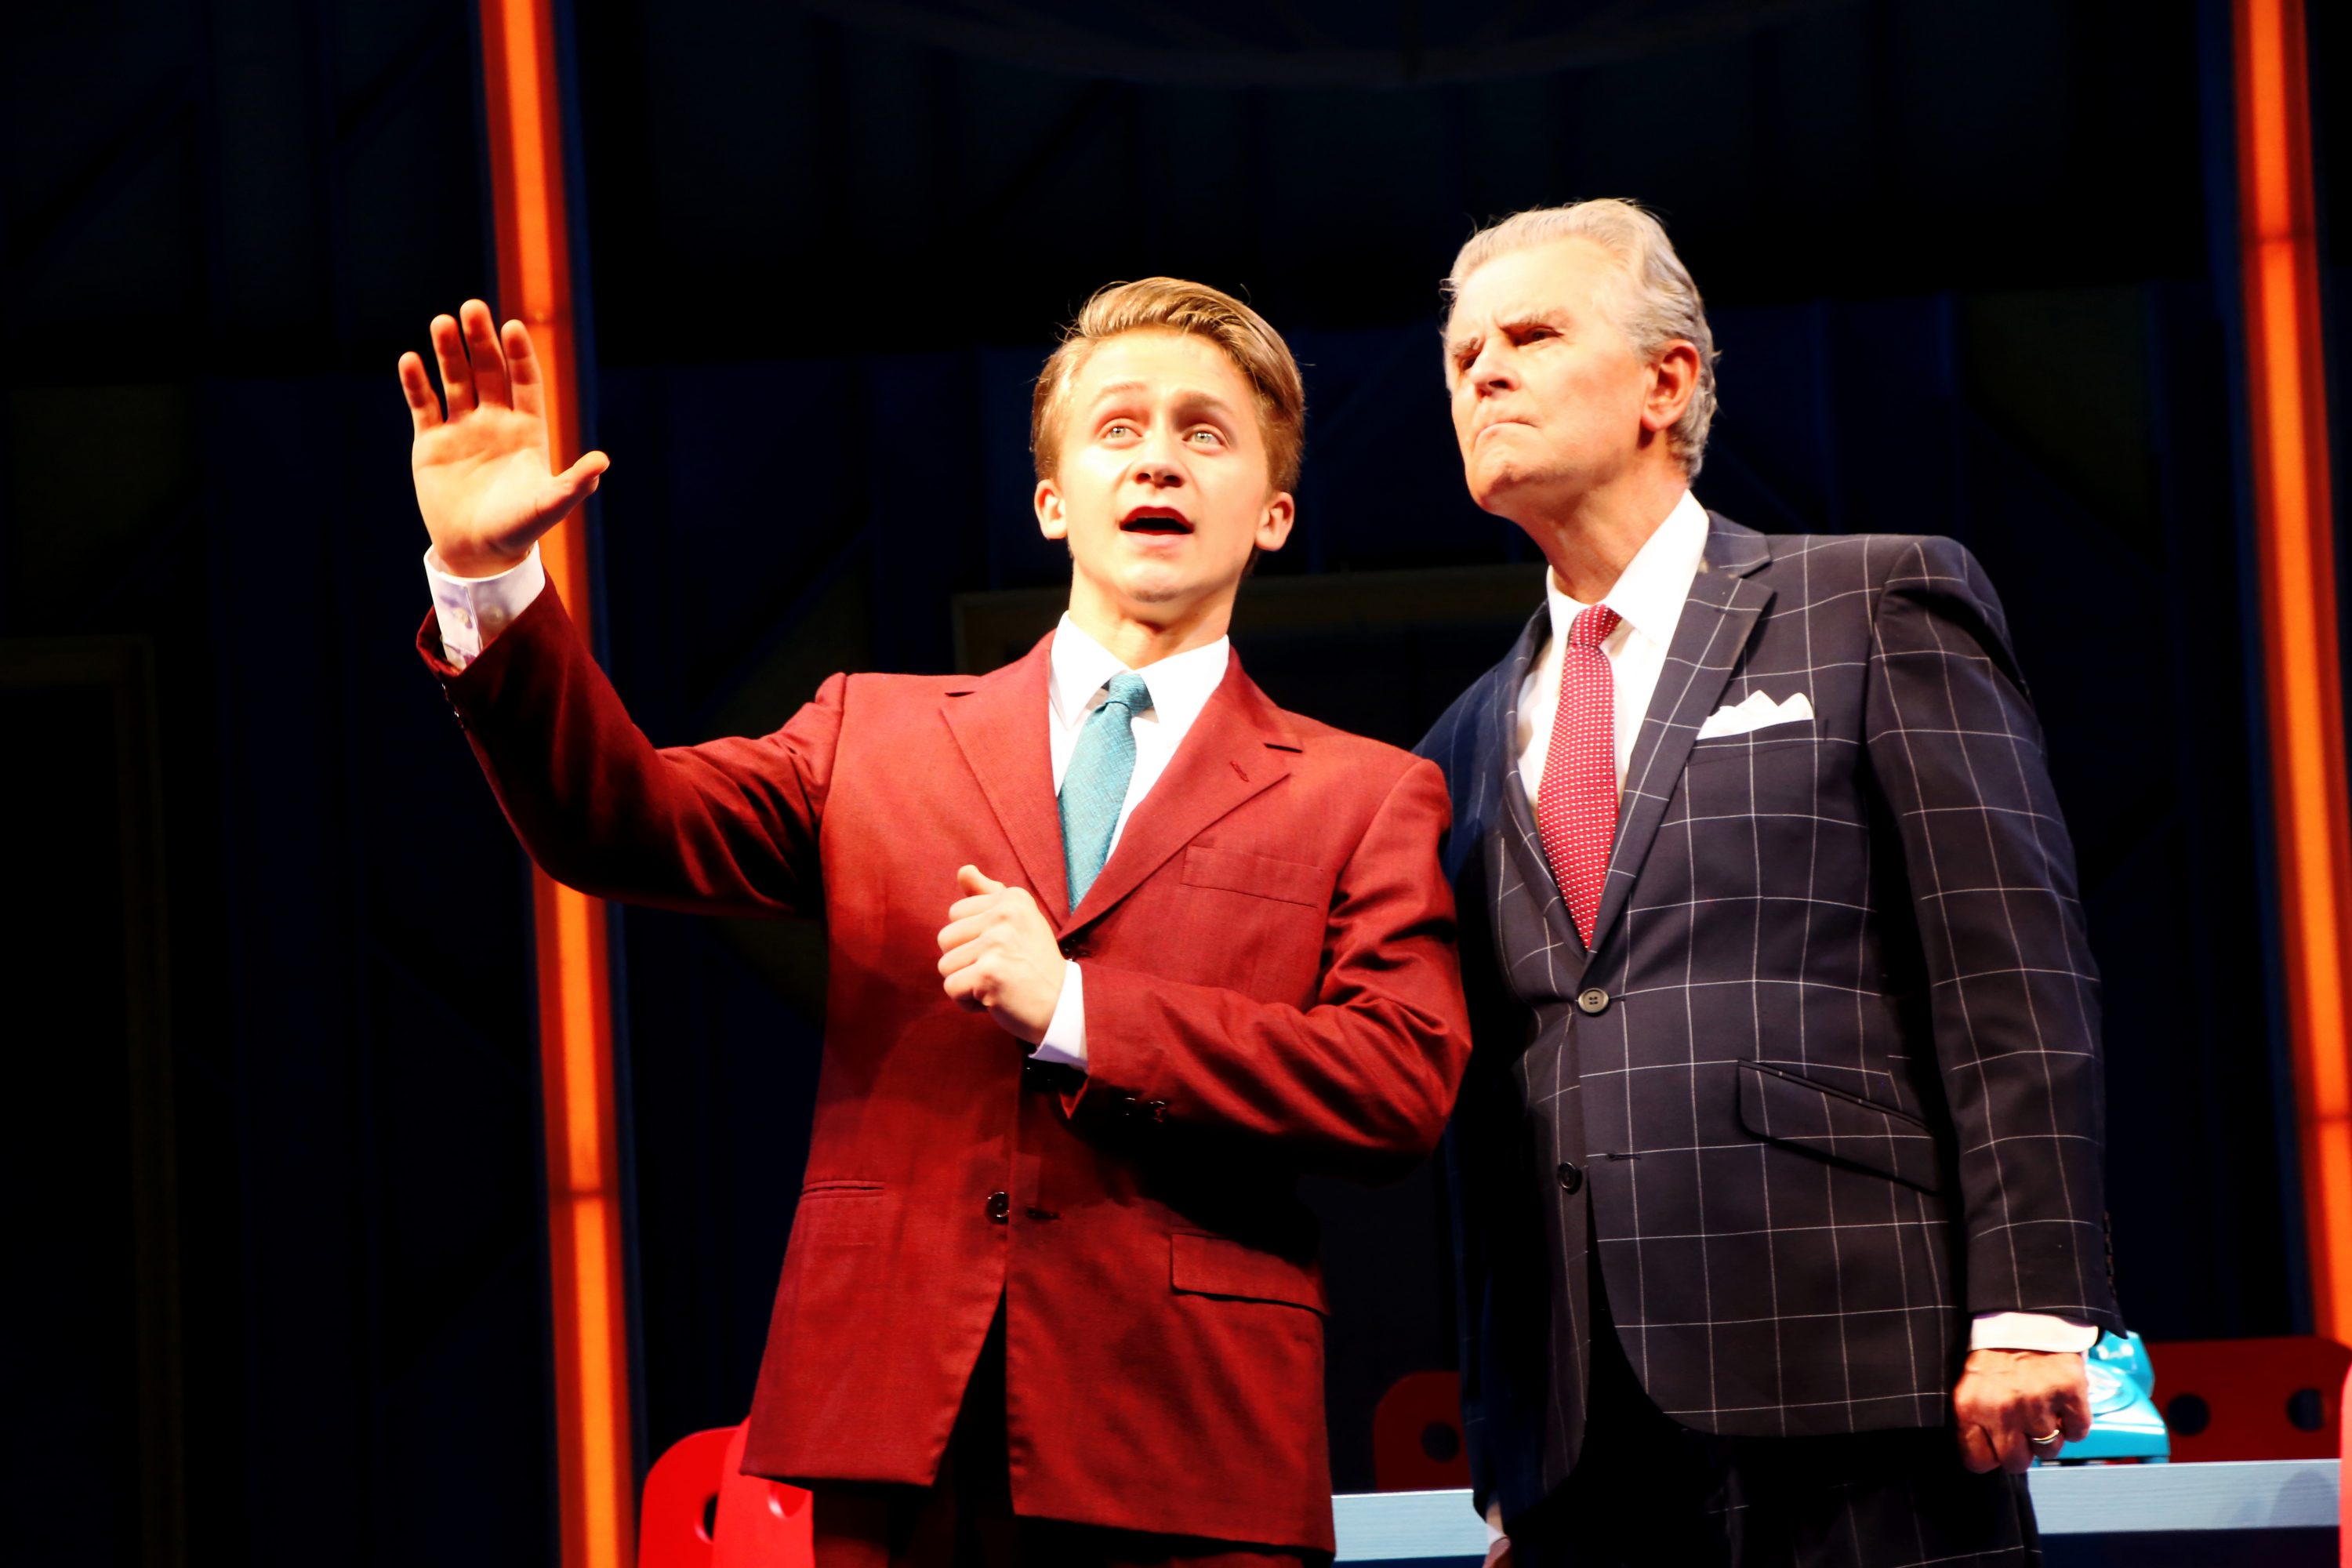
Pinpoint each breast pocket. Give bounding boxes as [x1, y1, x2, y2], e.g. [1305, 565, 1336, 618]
[1171, 845, 1334, 1000]
[1181, 845, 1334, 907]
[1685, 730, 1821, 766]
[1675, 732, 1864, 854]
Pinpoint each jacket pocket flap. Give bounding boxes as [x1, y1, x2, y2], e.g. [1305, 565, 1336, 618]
[1736, 1063, 1944, 1193]
[1170, 1232, 1327, 1314]
[792, 1179, 886, 1245]
[1181, 846, 1333, 908]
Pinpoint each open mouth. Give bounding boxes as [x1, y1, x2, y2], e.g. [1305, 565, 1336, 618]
[1120, 508, 1194, 535]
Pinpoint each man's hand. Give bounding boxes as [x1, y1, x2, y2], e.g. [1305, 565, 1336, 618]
[936, 866, 1066, 1044]
[1954, 1348, 2092, 1473]
[1481, 1507, 1512, 1568]
[398, 299, 609, 578]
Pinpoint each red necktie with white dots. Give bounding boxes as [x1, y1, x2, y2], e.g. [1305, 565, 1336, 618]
[1536, 604, 1622, 948]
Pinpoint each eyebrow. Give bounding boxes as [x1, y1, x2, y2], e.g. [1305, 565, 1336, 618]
[1447, 308, 1571, 358]
[1087, 381, 1243, 419]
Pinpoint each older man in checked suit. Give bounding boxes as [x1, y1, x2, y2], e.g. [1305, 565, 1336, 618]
[1417, 200, 2122, 1566]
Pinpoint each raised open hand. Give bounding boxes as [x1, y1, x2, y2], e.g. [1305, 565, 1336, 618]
[398, 299, 609, 578]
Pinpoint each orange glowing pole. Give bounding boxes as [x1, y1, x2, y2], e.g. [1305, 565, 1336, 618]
[479, 2, 635, 1564]
[2235, 0, 2352, 1343]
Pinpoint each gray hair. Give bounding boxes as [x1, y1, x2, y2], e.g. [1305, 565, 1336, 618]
[1444, 198, 1719, 478]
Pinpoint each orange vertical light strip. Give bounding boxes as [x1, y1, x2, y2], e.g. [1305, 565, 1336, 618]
[2235, 0, 2352, 1343]
[478, 4, 635, 1566]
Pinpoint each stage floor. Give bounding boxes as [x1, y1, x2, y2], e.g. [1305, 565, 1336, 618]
[1333, 1459, 2341, 1563]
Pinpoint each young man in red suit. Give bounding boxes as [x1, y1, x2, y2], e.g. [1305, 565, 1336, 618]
[397, 280, 1472, 1567]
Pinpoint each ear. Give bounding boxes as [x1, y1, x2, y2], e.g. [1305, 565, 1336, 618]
[1034, 477, 1067, 541]
[1642, 340, 1702, 436]
[1254, 490, 1297, 554]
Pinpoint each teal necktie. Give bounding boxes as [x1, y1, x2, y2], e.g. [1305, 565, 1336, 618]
[1060, 671, 1152, 909]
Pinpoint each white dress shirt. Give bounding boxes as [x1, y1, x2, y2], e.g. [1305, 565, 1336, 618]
[423, 548, 1232, 1074]
[426, 542, 545, 669]
[1029, 613, 1230, 1069]
[1514, 488, 1711, 805]
[1505, 492, 2095, 1359]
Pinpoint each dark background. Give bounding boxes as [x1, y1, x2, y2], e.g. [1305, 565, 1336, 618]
[4, 0, 2346, 1562]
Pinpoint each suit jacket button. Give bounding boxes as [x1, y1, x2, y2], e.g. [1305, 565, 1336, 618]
[1058, 938, 1091, 959]
[1557, 1161, 1584, 1194]
[1577, 988, 1610, 1016]
[1145, 1099, 1169, 1123]
[986, 1190, 1010, 1223]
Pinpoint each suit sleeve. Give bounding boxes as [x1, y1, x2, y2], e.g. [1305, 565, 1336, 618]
[423, 580, 837, 920]
[1066, 756, 1473, 1181]
[1862, 536, 2121, 1332]
[1415, 699, 1509, 1519]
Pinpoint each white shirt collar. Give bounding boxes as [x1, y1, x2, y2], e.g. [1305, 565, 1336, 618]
[1048, 613, 1231, 732]
[1544, 488, 1711, 652]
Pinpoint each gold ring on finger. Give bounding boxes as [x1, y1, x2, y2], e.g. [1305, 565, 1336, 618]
[2028, 1429, 2063, 1446]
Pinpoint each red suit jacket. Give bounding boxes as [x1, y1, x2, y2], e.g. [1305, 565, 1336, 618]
[423, 585, 1472, 1552]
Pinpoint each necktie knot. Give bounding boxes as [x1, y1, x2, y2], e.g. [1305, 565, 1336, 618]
[1570, 603, 1621, 652]
[1100, 670, 1151, 717]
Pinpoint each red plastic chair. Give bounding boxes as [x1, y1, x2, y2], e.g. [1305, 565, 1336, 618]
[2340, 1359, 2351, 1567]
[2143, 1335, 2350, 1463]
[1371, 1370, 1472, 1492]
[640, 1421, 815, 1568]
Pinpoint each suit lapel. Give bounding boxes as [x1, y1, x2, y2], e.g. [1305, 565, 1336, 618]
[1488, 607, 1587, 960]
[1585, 516, 1773, 956]
[940, 633, 1073, 921]
[1069, 652, 1297, 927]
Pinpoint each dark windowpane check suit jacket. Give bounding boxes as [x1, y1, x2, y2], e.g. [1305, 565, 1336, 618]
[1415, 513, 2124, 1527]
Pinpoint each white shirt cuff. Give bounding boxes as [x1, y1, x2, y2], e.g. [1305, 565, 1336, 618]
[1969, 1312, 2100, 1354]
[426, 543, 547, 670]
[1029, 960, 1087, 1070]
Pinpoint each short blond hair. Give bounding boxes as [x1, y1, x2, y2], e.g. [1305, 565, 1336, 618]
[1446, 199, 1719, 477]
[1030, 278, 1305, 494]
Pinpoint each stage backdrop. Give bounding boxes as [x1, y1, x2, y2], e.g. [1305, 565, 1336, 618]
[3, 0, 2345, 1561]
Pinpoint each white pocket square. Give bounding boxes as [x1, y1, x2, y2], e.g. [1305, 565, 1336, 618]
[1695, 690, 1815, 739]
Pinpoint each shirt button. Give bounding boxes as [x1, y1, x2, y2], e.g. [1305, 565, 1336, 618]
[985, 1191, 1010, 1223]
[1577, 988, 1610, 1016]
[1557, 1161, 1584, 1195]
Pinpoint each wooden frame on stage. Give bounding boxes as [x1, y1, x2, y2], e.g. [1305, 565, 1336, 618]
[2234, 0, 2352, 1345]
[477, 2, 635, 1565]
